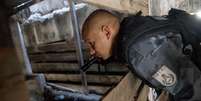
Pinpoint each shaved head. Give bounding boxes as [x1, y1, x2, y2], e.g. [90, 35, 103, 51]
[82, 9, 120, 60]
[82, 9, 119, 37]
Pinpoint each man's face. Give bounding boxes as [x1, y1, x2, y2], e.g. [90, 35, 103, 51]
[84, 28, 112, 60]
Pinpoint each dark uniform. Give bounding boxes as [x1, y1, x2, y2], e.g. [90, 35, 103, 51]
[114, 9, 201, 101]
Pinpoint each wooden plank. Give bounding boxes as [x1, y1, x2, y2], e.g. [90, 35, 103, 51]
[83, 0, 149, 15]
[27, 41, 88, 53]
[29, 51, 89, 62]
[32, 63, 128, 73]
[45, 74, 123, 85]
[102, 72, 143, 101]
[53, 83, 111, 95]
[29, 52, 78, 62]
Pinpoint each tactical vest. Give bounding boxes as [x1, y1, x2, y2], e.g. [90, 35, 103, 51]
[117, 9, 201, 100]
[168, 9, 201, 69]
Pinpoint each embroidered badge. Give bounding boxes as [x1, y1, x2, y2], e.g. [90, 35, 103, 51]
[152, 65, 177, 86]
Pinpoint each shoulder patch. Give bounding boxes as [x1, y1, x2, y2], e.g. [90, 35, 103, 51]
[152, 65, 177, 86]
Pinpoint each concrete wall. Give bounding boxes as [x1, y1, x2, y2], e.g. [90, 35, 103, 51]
[149, 0, 201, 16]
[22, 3, 97, 46]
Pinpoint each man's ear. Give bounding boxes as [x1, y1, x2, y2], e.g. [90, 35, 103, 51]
[101, 25, 111, 40]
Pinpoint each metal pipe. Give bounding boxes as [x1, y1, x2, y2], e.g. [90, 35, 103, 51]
[17, 22, 47, 91]
[67, 0, 88, 93]
[16, 22, 33, 75]
[11, 17, 46, 92]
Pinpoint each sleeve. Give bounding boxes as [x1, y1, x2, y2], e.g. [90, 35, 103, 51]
[126, 32, 201, 100]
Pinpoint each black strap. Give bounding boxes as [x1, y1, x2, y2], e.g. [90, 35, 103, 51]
[133, 82, 145, 101]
